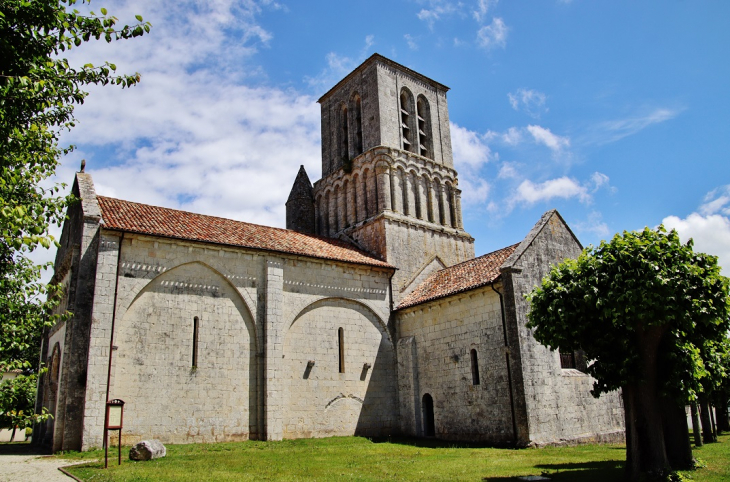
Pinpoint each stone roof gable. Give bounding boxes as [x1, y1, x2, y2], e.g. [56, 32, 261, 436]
[96, 196, 393, 269]
[397, 243, 519, 310]
[500, 209, 582, 271]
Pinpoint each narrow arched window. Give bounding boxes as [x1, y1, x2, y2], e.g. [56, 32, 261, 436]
[340, 103, 350, 163]
[416, 95, 433, 159]
[192, 316, 200, 368]
[353, 93, 363, 156]
[470, 349, 480, 385]
[422, 393, 435, 436]
[400, 89, 416, 153]
[338, 327, 345, 373]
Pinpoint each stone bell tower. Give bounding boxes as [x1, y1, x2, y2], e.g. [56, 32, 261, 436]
[287, 54, 475, 305]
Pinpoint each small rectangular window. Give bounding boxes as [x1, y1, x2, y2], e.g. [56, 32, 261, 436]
[470, 349, 480, 385]
[338, 327, 345, 373]
[560, 351, 576, 369]
[192, 316, 199, 368]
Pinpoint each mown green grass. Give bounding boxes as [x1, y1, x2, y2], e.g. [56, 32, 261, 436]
[60, 433, 730, 481]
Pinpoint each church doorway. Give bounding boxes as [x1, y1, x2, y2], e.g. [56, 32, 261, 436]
[422, 393, 435, 437]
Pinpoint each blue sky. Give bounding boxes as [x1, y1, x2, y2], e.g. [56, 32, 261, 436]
[39, 0, 730, 274]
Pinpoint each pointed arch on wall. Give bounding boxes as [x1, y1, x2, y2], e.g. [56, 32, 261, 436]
[287, 296, 392, 346]
[123, 260, 258, 348]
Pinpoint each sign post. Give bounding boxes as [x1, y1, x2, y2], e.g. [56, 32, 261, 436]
[104, 399, 125, 468]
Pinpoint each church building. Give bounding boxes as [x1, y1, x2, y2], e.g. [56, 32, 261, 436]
[35, 54, 624, 452]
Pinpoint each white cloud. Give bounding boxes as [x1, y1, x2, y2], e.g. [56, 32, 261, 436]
[476, 17, 508, 50]
[450, 123, 493, 169]
[404, 34, 419, 50]
[449, 122, 495, 206]
[662, 185, 730, 274]
[513, 172, 610, 207]
[459, 177, 491, 206]
[699, 185, 730, 216]
[591, 108, 681, 145]
[50, 0, 322, 231]
[527, 125, 570, 151]
[574, 211, 610, 238]
[416, 1, 460, 29]
[590, 172, 610, 191]
[508, 88, 548, 118]
[497, 162, 519, 179]
[663, 214, 730, 274]
[515, 177, 589, 204]
[305, 36, 375, 90]
[502, 126, 523, 145]
[473, 0, 498, 22]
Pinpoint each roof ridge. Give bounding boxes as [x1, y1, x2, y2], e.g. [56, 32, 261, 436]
[436, 242, 520, 272]
[96, 196, 393, 269]
[396, 243, 519, 310]
[96, 195, 346, 245]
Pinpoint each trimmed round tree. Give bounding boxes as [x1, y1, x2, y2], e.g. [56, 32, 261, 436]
[526, 226, 729, 481]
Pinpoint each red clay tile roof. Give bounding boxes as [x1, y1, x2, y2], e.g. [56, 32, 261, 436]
[397, 243, 519, 310]
[96, 196, 392, 269]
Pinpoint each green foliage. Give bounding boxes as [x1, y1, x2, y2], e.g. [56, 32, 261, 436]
[0, 373, 51, 434]
[0, 254, 65, 372]
[0, 0, 150, 417]
[526, 226, 730, 403]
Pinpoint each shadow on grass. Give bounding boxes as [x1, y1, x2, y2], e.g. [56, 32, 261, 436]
[368, 436, 515, 449]
[483, 460, 624, 482]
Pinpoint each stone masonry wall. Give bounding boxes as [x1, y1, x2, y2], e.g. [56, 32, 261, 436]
[397, 287, 514, 443]
[504, 212, 625, 445]
[282, 298, 397, 438]
[320, 61, 380, 177]
[81, 231, 393, 448]
[375, 62, 452, 167]
[45, 172, 102, 452]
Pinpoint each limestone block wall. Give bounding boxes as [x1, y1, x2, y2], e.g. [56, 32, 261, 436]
[84, 233, 261, 448]
[37, 172, 102, 452]
[381, 218, 474, 301]
[41, 323, 66, 450]
[320, 61, 381, 176]
[396, 287, 514, 443]
[503, 213, 625, 445]
[349, 216, 473, 306]
[80, 230, 394, 449]
[114, 262, 256, 444]
[375, 62, 452, 167]
[280, 256, 395, 439]
[281, 299, 396, 438]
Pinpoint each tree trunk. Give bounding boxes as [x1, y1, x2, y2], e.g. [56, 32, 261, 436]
[10, 426, 16, 443]
[709, 404, 717, 438]
[699, 397, 715, 443]
[690, 402, 703, 447]
[623, 325, 671, 481]
[660, 396, 693, 469]
[717, 398, 730, 433]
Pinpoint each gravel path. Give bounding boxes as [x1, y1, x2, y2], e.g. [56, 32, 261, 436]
[0, 445, 91, 482]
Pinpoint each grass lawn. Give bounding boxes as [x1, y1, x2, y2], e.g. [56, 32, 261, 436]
[60, 433, 730, 481]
